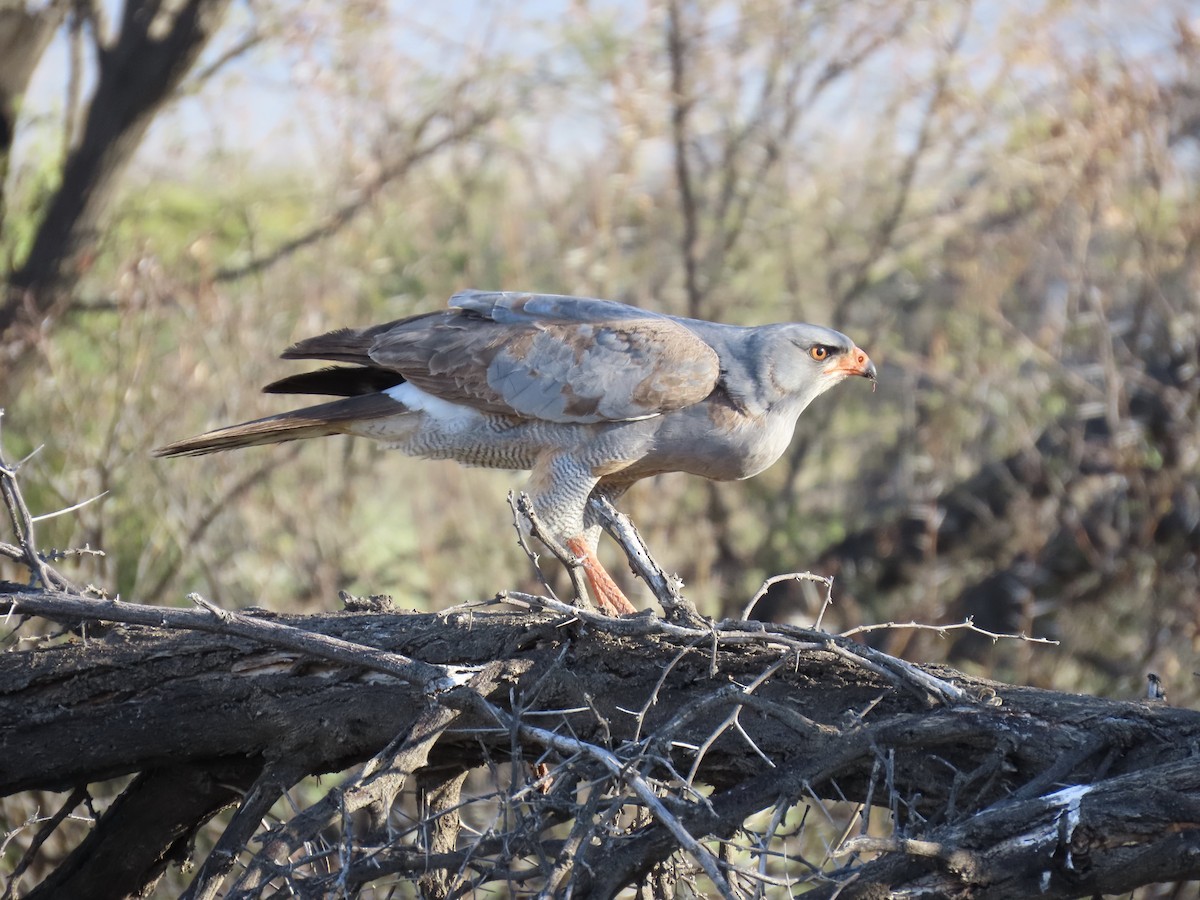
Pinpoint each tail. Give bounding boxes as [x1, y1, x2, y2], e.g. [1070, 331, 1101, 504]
[154, 394, 404, 457]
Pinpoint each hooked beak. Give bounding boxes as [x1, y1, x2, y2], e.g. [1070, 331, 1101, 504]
[826, 346, 877, 384]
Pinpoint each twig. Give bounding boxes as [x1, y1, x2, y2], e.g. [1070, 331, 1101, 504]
[821, 638, 965, 707]
[500, 590, 700, 639]
[510, 492, 595, 611]
[214, 91, 497, 284]
[178, 30, 265, 94]
[740, 571, 833, 623]
[632, 638, 706, 743]
[685, 656, 790, 785]
[756, 799, 793, 890]
[233, 663, 515, 896]
[0, 418, 71, 590]
[538, 786, 606, 897]
[505, 491, 564, 602]
[841, 617, 1059, 646]
[588, 494, 704, 626]
[834, 834, 946, 859]
[741, 619, 968, 707]
[145, 449, 297, 602]
[29, 490, 108, 523]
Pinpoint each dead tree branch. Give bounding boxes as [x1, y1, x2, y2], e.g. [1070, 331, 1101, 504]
[3, 583, 1198, 898]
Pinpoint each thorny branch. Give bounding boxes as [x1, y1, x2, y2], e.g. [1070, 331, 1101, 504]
[0, 412, 73, 591]
[507, 490, 593, 610]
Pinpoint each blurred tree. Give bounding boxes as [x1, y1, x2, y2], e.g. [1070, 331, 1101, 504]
[0, 1, 67, 232]
[0, 0, 234, 381]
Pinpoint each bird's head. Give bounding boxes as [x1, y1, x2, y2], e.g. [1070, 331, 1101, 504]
[769, 323, 876, 409]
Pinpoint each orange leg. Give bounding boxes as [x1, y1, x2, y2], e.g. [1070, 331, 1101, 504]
[566, 537, 638, 616]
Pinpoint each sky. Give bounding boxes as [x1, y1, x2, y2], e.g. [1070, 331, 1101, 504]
[13, 0, 1193, 187]
[19, 0, 579, 175]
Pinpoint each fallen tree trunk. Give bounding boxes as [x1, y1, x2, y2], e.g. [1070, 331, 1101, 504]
[2, 587, 1198, 899]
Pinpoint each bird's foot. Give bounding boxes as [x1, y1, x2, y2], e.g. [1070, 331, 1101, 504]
[566, 537, 639, 616]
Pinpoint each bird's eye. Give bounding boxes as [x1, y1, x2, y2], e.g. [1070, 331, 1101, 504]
[809, 345, 831, 361]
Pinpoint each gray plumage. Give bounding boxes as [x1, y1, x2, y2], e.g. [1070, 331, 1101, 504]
[156, 290, 877, 614]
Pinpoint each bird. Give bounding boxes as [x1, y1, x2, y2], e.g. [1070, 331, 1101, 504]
[156, 290, 876, 615]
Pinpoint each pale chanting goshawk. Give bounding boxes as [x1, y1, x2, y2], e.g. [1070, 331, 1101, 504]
[157, 291, 876, 615]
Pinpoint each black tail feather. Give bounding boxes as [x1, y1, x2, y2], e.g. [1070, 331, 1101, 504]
[264, 366, 405, 397]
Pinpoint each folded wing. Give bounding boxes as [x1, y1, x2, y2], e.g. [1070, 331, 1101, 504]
[359, 291, 723, 424]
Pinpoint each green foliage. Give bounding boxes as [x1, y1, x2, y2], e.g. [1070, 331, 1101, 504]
[102, 174, 315, 277]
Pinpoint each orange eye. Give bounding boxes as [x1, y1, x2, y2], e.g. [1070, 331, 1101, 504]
[809, 345, 829, 361]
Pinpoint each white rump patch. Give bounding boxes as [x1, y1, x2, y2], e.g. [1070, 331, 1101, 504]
[385, 382, 479, 427]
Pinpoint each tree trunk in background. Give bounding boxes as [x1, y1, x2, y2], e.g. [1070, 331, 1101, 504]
[0, 0, 231, 383]
[0, 1, 69, 239]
